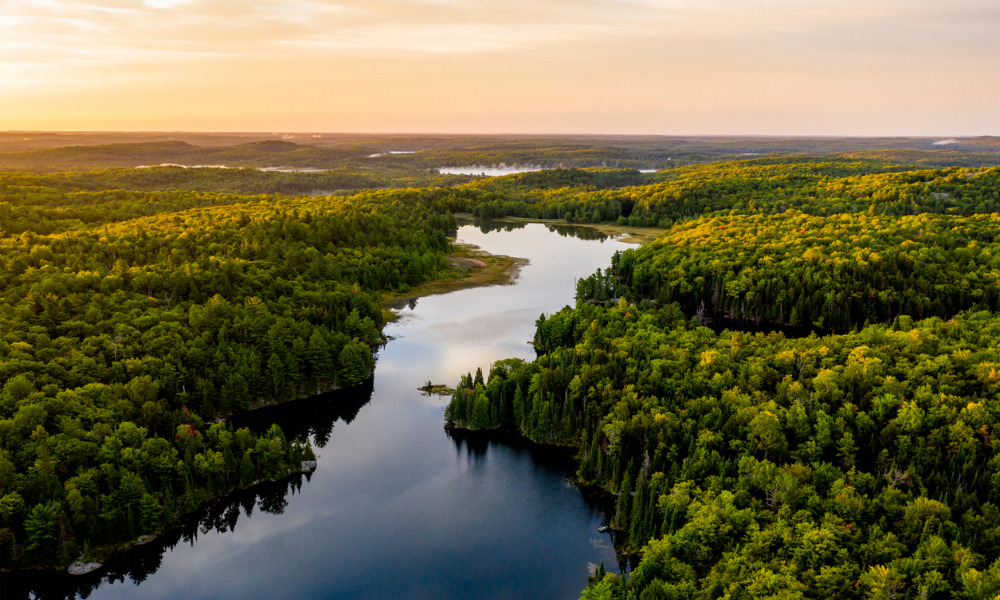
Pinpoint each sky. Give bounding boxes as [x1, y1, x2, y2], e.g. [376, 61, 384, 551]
[0, 0, 998, 135]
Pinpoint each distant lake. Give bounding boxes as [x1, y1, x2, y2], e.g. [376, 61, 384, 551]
[133, 164, 328, 173]
[368, 150, 417, 157]
[438, 165, 545, 176]
[5, 222, 631, 600]
[256, 166, 328, 173]
[440, 166, 666, 176]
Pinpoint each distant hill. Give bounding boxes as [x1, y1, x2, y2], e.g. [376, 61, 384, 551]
[0, 140, 377, 172]
[0, 134, 997, 172]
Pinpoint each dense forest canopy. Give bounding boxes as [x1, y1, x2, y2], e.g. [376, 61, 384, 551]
[442, 155, 1000, 599]
[0, 179, 459, 569]
[2, 135, 1000, 599]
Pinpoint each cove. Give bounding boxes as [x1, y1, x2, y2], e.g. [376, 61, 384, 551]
[4, 222, 634, 600]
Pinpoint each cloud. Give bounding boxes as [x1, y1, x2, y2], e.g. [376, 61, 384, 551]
[142, 0, 194, 8]
[1, 0, 997, 133]
[2, 0, 666, 60]
[3, 0, 995, 66]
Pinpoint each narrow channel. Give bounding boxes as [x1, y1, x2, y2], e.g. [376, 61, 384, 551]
[12, 222, 633, 600]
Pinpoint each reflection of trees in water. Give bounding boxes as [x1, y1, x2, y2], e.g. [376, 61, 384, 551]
[195, 476, 302, 539]
[544, 223, 609, 241]
[449, 428, 490, 473]
[473, 219, 609, 241]
[385, 297, 418, 312]
[4, 475, 310, 600]
[5, 382, 374, 600]
[445, 426, 633, 574]
[474, 220, 527, 234]
[231, 378, 374, 447]
[445, 427, 589, 482]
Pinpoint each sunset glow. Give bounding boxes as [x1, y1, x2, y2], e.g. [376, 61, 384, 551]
[1, 0, 998, 134]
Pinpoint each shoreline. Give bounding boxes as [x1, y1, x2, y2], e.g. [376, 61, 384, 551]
[443, 424, 634, 563]
[381, 217, 663, 322]
[8, 218, 659, 579]
[2, 465, 318, 577]
[381, 239, 528, 322]
[480, 216, 666, 245]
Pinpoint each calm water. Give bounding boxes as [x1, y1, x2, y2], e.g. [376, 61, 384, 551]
[437, 165, 545, 176]
[6, 222, 632, 600]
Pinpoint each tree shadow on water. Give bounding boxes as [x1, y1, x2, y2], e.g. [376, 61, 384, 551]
[231, 378, 374, 447]
[2, 468, 313, 600]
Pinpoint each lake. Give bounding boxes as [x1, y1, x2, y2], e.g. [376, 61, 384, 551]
[4, 222, 633, 600]
[437, 165, 544, 176]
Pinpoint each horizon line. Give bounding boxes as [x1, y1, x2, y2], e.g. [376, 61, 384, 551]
[2, 130, 998, 140]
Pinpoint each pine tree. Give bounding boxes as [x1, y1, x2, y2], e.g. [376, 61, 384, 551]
[471, 394, 491, 429]
[614, 470, 633, 531]
[513, 385, 526, 431]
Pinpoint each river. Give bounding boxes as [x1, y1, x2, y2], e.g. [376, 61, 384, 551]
[5, 222, 634, 600]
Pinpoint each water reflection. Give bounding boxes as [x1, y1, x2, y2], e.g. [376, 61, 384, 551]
[385, 297, 419, 312]
[446, 428, 632, 575]
[473, 219, 528, 234]
[3, 476, 310, 600]
[4, 222, 630, 600]
[231, 378, 374, 447]
[543, 223, 610, 241]
[437, 165, 544, 177]
[3, 381, 374, 600]
[447, 427, 579, 475]
[471, 219, 610, 242]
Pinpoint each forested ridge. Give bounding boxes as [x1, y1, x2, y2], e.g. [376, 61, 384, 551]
[446, 159, 1000, 599]
[0, 165, 470, 207]
[466, 161, 1000, 225]
[5, 133, 998, 172]
[580, 211, 1000, 332]
[0, 179, 459, 570]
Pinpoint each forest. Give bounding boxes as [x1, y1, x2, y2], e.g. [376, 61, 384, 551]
[444, 158, 1000, 599]
[3, 133, 999, 173]
[0, 172, 460, 569]
[2, 135, 1000, 599]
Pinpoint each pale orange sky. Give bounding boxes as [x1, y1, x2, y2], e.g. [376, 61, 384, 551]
[1, 0, 998, 135]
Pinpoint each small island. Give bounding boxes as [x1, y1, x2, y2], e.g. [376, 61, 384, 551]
[418, 382, 456, 395]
